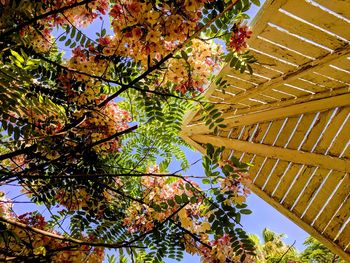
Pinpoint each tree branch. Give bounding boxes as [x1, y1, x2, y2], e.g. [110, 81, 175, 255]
[0, 0, 93, 39]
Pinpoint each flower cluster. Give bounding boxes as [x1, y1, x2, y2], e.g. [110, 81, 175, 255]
[107, 0, 206, 65]
[218, 159, 252, 206]
[166, 39, 222, 94]
[229, 22, 253, 53]
[55, 177, 122, 214]
[123, 173, 203, 233]
[0, 192, 104, 262]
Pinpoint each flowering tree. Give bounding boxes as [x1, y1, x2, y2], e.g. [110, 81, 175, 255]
[0, 0, 257, 261]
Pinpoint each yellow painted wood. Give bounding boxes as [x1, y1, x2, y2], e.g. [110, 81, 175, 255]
[325, 194, 350, 241]
[218, 86, 350, 122]
[331, 56, 350, 71]
[282, 0, 350, 40]
[282, 166, 317, 211]
[249, 184, 350, 262]
[249, 49, 297, 73]
[302, 171, 344, 224]
[269, 9, 347, 50]
[336, 222, 350, 252]
[285, 113, 317, 150]
[287, 78, 327, 94]
[313, 174, 350, 234]
[257, 117, 300, 191]
[223, 44, 350, 106]
[261, 88, 296, 100]
[251, 122, 271, 143]
[301, 71, 347, 89]
[247, 0, 289, 42]
[220, 67, 269, 85]
[314, 107, 350, 155]
[190, 134, 350, 172]
[272, 164, 305, 201]
[259, 25, 329, 58]
[315, 66, 350, 85]
[251, 37, 313, 66]
[314, 0, 350, 19]
[328, 118, 350, 157]
[251, 119, 286, 187]
[272, 84, 312, 98]
[249, 62, 283, 79]
[263, 160, 290, 196]
[292, 168, 330, 216]
[300, 109, 336, 152]
[221, 93, 350, 129]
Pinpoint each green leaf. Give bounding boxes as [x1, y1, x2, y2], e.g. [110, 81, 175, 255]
[240, 209, 252, 215]
[251, 0, 260, 6]
[70, 27, 76, 38]
[210, 24, 218, 34]
[202, 178, 211, 185]
[65, 39, 71, 46]
[174, 195, 182, 204]
[10, 50, 24, 63]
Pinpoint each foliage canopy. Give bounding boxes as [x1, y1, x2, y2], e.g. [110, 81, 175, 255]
[0, 0, 258, 262]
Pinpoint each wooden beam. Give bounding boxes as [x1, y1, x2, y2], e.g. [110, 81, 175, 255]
[190, 134, 350, 173]
[223, 44, 350, 105]
[222, 93, 350, 127]
[183, 92, 350, 135]
[249, 184, 350, 262]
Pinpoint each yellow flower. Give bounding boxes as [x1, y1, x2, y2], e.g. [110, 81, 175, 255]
[146, 29, 161, 43]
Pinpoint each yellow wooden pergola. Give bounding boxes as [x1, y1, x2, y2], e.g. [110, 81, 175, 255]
[181, 0, 350, 260]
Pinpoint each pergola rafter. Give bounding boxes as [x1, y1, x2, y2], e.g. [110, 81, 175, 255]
[181, 0, 350, 260]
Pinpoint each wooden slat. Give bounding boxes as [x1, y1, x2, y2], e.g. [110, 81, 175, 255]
[328, 123, 350, 158]
[314, 0, 350, 19]
[272, 163, 305, 201]
[315, 66, 350, 84]
[314, 107, 350, 155]
[301, 71, 346, 89]
[249, 62, 283, 79]
[331, 56, 350, 71]
[247, 0, 289, 42]
[269, 9, 347, 50]
[325, 194, 350, 241]
[313, 174, 350, 233]
[190, 134, 350, 172]
[249, 183, 350, 262]
[221, 67, 270, 85]
[263, 160, 289, 195]
[259, 24, 329, 58]
[292, 168, 330, 216]
[336, 222, 350, 252]
[282, 166, 317, 211]
[252, 119, 286, 186]
[222, 86, 349, 120]
[286, 113, 317, 150]
[255, 117, 299, 190]
[222, 44, 350, 106]
[224, 75, 257, 90]
[282, 0, 350, 40]
[252, 37, 313, 65]
[287, 78, 327, 93]
[273, 84, 313, 98]
[221, 93, 350, 129]
[302, 171, 344, 224]
[300, 109, 335, 152]
[249, 49, 297, 73]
